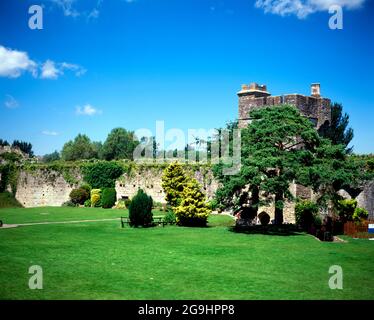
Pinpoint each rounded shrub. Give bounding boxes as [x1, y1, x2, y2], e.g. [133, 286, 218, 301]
[101, 188, 117, 209]
[91, 189, 102, 207]
[69, 187, 90, 205]
[129, 189, 153, 227]
[84, 199, 91, 207]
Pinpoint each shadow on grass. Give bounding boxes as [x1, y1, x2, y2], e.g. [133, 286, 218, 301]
[229, 224, 304, 236]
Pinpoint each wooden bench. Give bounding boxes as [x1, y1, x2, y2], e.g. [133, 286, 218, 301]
[120, 216, 174, 228]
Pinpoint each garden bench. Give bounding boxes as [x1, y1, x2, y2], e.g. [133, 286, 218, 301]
[120, 216, 173, 228]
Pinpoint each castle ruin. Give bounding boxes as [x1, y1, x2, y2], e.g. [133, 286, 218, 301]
[238, 82, 331, 130]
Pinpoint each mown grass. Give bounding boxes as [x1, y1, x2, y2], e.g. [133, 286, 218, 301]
[0, 207, 373, 300]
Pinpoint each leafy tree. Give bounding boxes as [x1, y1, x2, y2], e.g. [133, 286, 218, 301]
[174, 179, 211, 226]
[61, 134, 98, 161]
[161, 162, 189, 207]
[242, 105, 322, 224]
[214, 105, 329, 225]
[318, 102, 354, 152]
[83, 162, 124, 189]
[42, 151, 60, 163]
[11, 140, 33, 157]
[129, 189, 153, 227]
[102, 128, 139, 160]
[297, 140, 370, 210]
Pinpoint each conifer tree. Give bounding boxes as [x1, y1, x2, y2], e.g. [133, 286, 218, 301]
[161, 162, 188, 207]
[174, 179, 211, 226]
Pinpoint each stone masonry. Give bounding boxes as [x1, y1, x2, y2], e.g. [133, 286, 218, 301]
[238, 82, 331, 130]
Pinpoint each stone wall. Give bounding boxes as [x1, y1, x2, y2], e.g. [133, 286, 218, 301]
[15, 170, 80, 208]
[8, 166, 373, 222]
[115, 166, 219, 203]
[357, 181, 374, 219]
[13, 166, 219, 208]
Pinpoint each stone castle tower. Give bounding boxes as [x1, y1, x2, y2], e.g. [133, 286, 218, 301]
[238, 83, 331, 129]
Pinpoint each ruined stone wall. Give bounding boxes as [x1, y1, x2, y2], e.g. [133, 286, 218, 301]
[357, 181, 374, 219]
[15, 170, 80, 208]
[13, 166, 219, 208]
[115, 166, 219, 203]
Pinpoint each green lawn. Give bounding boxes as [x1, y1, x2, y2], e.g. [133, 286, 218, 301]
[0, 207, 373, 300]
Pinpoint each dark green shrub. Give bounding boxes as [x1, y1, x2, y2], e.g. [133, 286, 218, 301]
[62, 200, 76, 207]
[163, 210, 176, 224]
[69, 188, 90, 205]
[83, 162, 124, 189]
[129, 189, 153, 227]
[101, 188, 117, 209]
[295, 200, 319, 231]
[84, 199, 91, 207]
[124, 199, 132, 208]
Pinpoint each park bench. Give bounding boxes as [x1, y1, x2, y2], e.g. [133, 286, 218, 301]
[120, 216, 174, 228]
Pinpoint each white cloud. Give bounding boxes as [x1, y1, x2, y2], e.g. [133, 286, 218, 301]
[76, 104, 102, 116]
[255, 0, 366, 18]
[51, 0, 80, 17]
[41, 60, 60, 79]
[0, 45, 37, 78]
[42, 130, 59, 136]
[61, 62, 86, 77]
[4, 95, 19, 109]
[0, 44, 86, 80]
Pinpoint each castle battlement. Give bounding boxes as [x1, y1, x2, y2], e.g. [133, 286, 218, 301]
[238, 83, 331, 129]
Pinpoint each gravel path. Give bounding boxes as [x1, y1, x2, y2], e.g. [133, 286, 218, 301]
[0, 218, 120, 229]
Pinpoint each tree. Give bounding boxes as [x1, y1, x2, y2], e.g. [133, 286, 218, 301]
[129, 189, 153, 227]
[42, 151, 60, 163]
[318, 102, 354, 152]
[174, 179, 211, 226]
[102, 128, 139, 160]
[0, 139, 10, 147]
[11, 140, 33, 157]
[61, 134, 98, 161]
[215, 105, 322, 225]
[161, 162, 189, 207]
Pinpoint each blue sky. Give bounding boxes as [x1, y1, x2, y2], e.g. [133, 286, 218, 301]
[0, 0, 373, 155]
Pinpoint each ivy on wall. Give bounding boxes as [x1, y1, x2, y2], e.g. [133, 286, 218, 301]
[0, 163, 20, 195]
